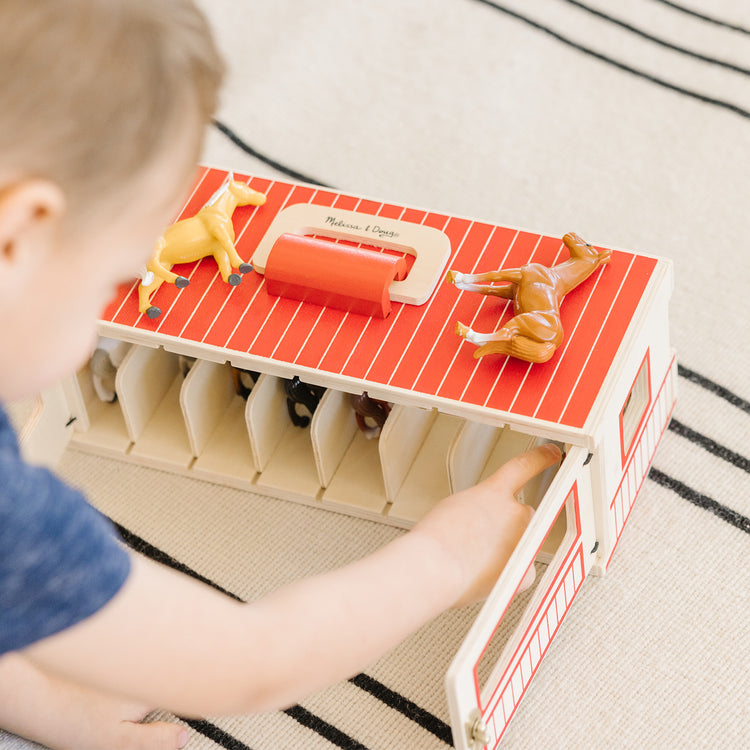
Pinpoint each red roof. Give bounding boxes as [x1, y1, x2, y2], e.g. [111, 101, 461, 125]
[102, 167, 657, 431]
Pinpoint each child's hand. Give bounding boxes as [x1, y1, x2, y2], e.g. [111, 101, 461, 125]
[413, 443, 562, 608]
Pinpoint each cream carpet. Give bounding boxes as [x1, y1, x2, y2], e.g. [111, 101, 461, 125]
[3, 0, 750, 747]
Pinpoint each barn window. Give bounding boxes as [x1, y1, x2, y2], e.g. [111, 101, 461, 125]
[620, 352, 651, 464]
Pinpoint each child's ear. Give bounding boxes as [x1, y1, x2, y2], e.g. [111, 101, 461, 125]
[0, 178, 65, 272]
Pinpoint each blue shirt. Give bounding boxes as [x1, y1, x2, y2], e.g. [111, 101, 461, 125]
[0, 404, 130, 654]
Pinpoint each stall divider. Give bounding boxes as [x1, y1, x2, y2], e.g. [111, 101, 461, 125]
[386, 411, 465, 524]
[117, 345, 192, 470]
[180, 359, 235, 458]
[309, 389, 359, 488]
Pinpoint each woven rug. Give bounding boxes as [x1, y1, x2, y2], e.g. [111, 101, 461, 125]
[3, 0, 749, 747]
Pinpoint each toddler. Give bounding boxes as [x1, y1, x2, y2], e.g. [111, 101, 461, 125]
[0, 2, 560, 748]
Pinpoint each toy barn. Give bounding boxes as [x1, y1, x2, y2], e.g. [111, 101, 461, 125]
[23, 166, 675, 749]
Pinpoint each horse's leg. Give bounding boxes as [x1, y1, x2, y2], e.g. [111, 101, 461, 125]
[223, 234, 252, 273]
[458, 325, 557, 363]
[456, 311, 562, 363]
[455, 321, 521, 360]
[211, 244, 243, 286]
[447, 268, 520, 297]
[455, 282, 516, 298]
[205, 216, 252, 278]
[148, 256, 189, 287]
[138, 273, 168, 318]
[456, 321, 512, 346]
[447, 268, 522, 286]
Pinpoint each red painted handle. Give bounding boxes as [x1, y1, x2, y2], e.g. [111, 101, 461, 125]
[264, 234, 408, 318]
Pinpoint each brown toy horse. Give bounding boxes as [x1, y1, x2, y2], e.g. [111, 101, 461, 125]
[446, 232, 611, 363]
[139, 174, 266, 318]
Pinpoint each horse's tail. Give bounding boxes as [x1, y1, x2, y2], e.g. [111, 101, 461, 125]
[472, 334, 558, 363]
[511, 337, 557, 363]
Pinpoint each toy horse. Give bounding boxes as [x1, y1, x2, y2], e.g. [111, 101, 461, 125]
[446, 232, 611, 363]
[350, 392, 391, 439]
[139, 173, 266, 318]
[231, 367, 261, 399]
[284, 376, 326, 428]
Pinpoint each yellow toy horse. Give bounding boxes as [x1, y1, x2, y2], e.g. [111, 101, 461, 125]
[139, 173, 266, 318]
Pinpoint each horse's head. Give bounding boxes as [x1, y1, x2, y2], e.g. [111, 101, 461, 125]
[562, 232, 587, 252]
[562, 232, 611, 265]
[228, 179, 267, 207]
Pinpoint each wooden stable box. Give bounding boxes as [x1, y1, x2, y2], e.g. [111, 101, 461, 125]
[25, 167, 676, 749]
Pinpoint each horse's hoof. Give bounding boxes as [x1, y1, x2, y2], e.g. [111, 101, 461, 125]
[455, 321, 470, 338]
[175, 276, 190, 289]
[228, 273, 242, 286]
[146, 306, 162, 319]
[239, 263, 253, 274]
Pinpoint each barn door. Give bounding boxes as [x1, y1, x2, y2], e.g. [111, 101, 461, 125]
[446, 446, 596, 749]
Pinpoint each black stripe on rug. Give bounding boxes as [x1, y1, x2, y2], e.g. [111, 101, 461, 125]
[283, 705, 370, 750]
[678, 364, 750, 416]
[112, 520, 459, 746]
[212, 120, 331, 188]
[349, 673, 453, 746]
[648, 0, 750, 35]
[650, 467, 750, 534]
[668, 419, 750, 474]
[182, 718, 255, 750]
[557, 0, 750, 75]
[465, 0, 750, 120]
[112, 521, 242, 601]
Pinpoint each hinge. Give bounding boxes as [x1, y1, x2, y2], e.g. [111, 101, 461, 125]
[467, 708, 491, 749]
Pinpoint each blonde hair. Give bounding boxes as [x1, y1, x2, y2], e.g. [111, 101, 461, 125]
[0, 0, 224, 207]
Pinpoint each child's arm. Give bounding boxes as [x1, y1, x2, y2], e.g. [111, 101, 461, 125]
[24, 444, 560, 717]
